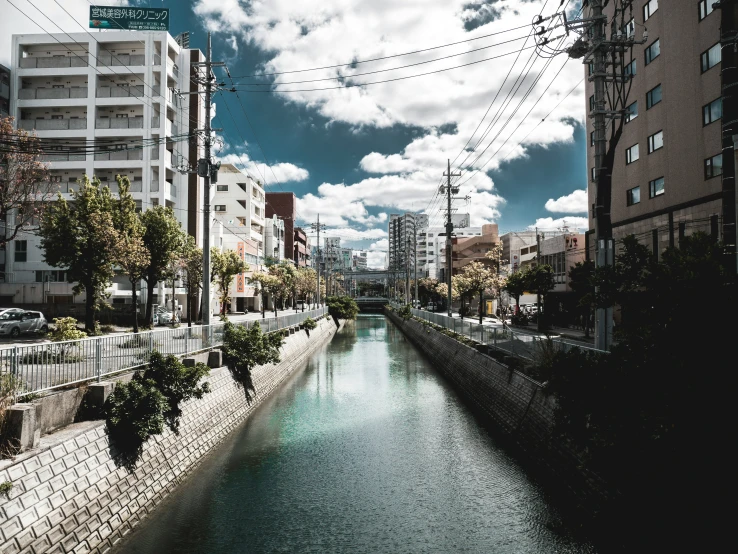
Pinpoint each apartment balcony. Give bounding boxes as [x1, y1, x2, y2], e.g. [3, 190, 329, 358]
[151, 147, 160, 161]
[94, 149, 143, 161]
[164, 150, 173, 167]
[20, 118, 87, 131]
[96, 53, 146, 67]
[165, 119, 178, 137]
[165, 182, 177, 198]
[151, 116, 161, 128]
[150, 180, 160, 193]
[95, 117, 144, 129]
[18, 87, 88, 100]
[19, 56, 89, 69]
[39, 152, 86, 162]
[96, 85, 145, 98]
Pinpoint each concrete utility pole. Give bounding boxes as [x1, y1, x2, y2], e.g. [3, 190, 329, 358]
[404, 214, 410, 302]
[536, 228, 542, 329]
[443, 159, 461, 317]
[194, 32, 224, 326]
[310, 215, 326, 307]
[413, 222, 418, 305]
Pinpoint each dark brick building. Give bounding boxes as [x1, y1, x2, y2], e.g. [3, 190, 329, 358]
[265, 192, 296, 262]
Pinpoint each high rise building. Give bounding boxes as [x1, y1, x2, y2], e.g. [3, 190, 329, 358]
[1, 31, 204, 311]
[585, 1, 731, 260]
[388, 212, 428, 275]
[0, 64, 10, 117]
[417, 213, 471, 277]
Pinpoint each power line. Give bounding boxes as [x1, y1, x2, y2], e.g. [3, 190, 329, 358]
[227, 22, 535, 78]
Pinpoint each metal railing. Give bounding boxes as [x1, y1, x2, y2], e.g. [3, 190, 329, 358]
[390, 303, 607, 362]
[96, 85, 145, 98]
[94, 149, 144, 161]
[0, 308, 327, 396]
[96, 53, 146, 67]
[19, 56, 89, 69]
[39, 152, 86, 162]
[20, 119, 87, 131]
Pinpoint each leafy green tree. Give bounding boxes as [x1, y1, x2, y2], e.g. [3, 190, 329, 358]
[141, 206, 185, 326]
[452, 274, 473, 319]
[503, 270, 527, 313]
[211, 248, 248, 317]
[527, 264, 555, 330]
[568, 260, 595, 337]
[326, 295, 359, 320]
[249, 271, 280, 318]
[294, 267, 317, 311]
[113, 176, 149, 333]
[39, 176, 118, 332]
[269, 261, 297, 310]
[460, 261, 496, 324]
[221, 321, 284, 402]
[179, 235, 203, 327]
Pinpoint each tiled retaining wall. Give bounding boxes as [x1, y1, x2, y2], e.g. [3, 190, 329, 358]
[385, 309, 608, 506]
[0, 317, 339, 554]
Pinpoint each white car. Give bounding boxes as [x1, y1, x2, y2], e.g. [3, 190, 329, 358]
[0, 309, 49, 337]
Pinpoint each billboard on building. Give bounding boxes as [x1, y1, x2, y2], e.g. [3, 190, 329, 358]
[89, 6, 169, 31]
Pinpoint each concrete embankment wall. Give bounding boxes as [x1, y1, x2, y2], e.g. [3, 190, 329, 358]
[0, 317, 340, 554]
[384, 309, 607, 505]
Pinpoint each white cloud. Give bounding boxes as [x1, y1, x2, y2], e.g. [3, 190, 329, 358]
[188, 1, 588, 232]
[545, 189, 588, 213]
[215, 139, 309, 184]
[369, 238, 388, 250]
[365, 251, 387, 269]
[528, 217, 589, 232]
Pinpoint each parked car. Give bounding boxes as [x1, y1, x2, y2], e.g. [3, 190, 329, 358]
[0, 310, 49, 337]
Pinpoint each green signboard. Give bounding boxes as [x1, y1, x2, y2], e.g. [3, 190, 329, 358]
[89, 6, 169, 31]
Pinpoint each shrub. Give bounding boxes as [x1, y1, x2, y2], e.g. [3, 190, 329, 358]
[19, 347, 83, 365]
[0, 481, 13, 500]
[303, 317, 317, 331]
[398, 304, 412, 320]
[222, 321, 284, 402]
[51, 317, 86, 342]
[99, 324, 116, 334]
[142, 352, 210, 434]
[326, 295, 359, 320]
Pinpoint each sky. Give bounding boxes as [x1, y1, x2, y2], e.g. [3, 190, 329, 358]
[1, 0, 589, 268]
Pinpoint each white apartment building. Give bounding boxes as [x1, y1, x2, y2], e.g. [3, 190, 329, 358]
[212, 164, 266, 313]
[388, 212, 428, 275]
[263, 215, 286, 264]
[416, 214, 485, 279]
[0, 31, 204, 312]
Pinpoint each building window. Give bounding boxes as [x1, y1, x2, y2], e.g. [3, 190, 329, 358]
[14, 240, 27, 262]
[625, 101, 638, 122]
[649, 177, 665, 198]
[701, 43, 721, 72]
[588, 62, 594, 76]
[589, 94, 595, 112]
[646, 84, 662, 109]
[623, 18, 635, 38]
[627, 187, 641, 206]
[216, 184, 228, 192]
[705, 153, 723, 179]
[590, 131, 595, 147]
[699, 0, 714, 20]
[625, 143, 639, 164]
[591, 166, 597, 182]
[643, 0, 658, 21]
[703, 98, 722, 125]
[214, 205, 226, 212]
[648, 130, 664, 153]
[624, 59, 636, 78]
[645, 39, 660, 65]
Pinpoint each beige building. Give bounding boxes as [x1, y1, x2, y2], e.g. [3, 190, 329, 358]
[585, 1, 725, 258]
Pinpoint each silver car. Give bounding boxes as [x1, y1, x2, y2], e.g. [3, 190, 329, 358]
[0, 309, 49, 337]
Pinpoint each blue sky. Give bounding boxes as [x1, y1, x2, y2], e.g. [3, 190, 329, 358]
[2, 0, 589, 267]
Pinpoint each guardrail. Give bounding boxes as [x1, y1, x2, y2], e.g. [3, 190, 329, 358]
[0, 308, 327, 396]
[389, 303, 607, 362]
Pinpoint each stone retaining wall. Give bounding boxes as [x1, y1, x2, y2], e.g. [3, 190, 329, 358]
[0, 317, 339, 554]
[385, 309, 608, 506]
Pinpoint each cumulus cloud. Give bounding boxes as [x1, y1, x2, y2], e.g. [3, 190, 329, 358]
[215, 140, 309, 184]
[545, 190, 588, 213]
[370, 238, 389, 250]
[528, 217, 589, 232]
[365, 251, 387, 269]
[193, 0, 585, 229]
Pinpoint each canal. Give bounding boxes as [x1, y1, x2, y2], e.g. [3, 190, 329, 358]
[116, 315, 596, 553]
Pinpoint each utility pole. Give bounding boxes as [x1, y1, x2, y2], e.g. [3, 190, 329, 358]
[721, 0, 738, 272]
[536, 228, 543, 331]
[194, 32, 224, 327]
[443, 159, 461, 317]
[310, 215, 326, 307]
[404, 214, 410, 303]
[413, 222, 418, 306]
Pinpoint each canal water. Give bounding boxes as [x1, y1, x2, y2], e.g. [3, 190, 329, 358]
[116, 315, 596, 553]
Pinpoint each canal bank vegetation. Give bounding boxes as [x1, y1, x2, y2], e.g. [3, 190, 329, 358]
[222, 321, 284, 402]
[327, 296, 359, 321]
[539, 233, 735, 547]
[104, 351, 211, 470]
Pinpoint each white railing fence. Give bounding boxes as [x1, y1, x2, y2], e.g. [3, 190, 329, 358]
[0, 308, 327, 396]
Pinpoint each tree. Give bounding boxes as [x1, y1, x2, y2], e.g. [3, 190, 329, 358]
[460, 262, 496, 324]
[112, 176, 149, 333]
[568, 260, 595, 338]
[39, 176, 118, 332]
[451, 274, 473, 319]
[0, 117, 54, 250]
[418, 277, 439, 305]
[268, 261, 297, 311]
[527, 264, 555, 331]
[179, 235, 203, 327]
[249, 271, 280, 318]
[294, 267, 317, 311]
[484, 243, 508, 317]
[141, 207, 185, 326]
[211, 248, 248, 317]
[503, 270, 528, 313]
[326, 295, 359, 320]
